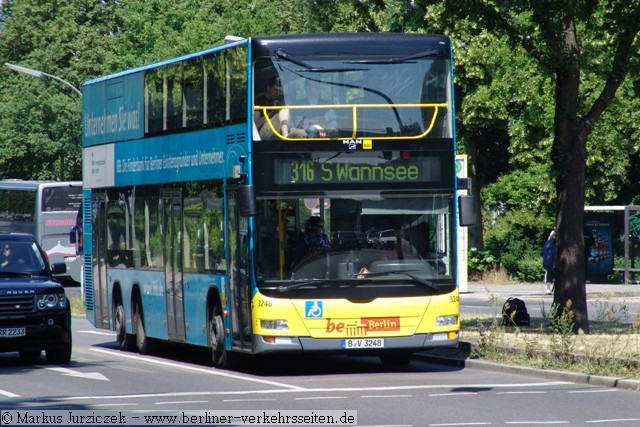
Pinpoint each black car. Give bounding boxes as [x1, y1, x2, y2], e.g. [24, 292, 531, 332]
[331, 231, 361, 250]
[0, 233, 71, 363]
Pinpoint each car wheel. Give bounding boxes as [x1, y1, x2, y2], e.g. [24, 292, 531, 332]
[46, 337, 72, 364]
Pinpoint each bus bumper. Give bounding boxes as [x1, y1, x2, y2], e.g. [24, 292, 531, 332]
[252, 333, 459, 354]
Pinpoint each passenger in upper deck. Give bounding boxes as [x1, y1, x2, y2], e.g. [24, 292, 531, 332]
[288, 79, 337, 138]
[254, 76, 290, 138]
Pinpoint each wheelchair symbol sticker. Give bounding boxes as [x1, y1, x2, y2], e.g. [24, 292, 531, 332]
[305, 301, 323, 318]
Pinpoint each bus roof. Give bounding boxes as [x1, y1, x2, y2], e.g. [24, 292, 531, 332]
[83, 38, 248, 87]
[83, 33, 451, 87]
[251, 33, 451, 58]
[0, 180, 82, 191]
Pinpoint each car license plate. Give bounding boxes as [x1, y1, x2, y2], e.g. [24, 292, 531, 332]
[0, 327, 26, 338]
[341, 338, 384, 349]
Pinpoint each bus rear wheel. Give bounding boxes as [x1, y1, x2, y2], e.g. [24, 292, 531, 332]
[209, 312, 231, 368]
[135, 301, 150, 354]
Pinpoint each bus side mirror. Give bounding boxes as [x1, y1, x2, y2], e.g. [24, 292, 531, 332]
[69, 227, 77, 244]
[238, 184, 257, 217]
[458, 195, 477, 226]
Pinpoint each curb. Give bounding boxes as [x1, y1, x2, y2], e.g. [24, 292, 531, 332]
[416, 351, 640, 392]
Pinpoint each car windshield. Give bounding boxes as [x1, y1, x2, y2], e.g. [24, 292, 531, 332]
[0, 241, 47, 275]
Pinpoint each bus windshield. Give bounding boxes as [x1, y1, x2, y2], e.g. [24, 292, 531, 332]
[253, 53, 451, 141]
[255, 193, 453, 288]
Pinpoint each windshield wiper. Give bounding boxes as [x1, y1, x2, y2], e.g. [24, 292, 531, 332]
[276, 279, 371, 293]
[275, 49, 366, 73]
[343, 49, 441, 65]
[357, 270, 438, 290]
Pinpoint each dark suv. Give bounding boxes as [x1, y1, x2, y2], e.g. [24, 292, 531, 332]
[331, 231, 361, 250]
[0, 233, 71, 363]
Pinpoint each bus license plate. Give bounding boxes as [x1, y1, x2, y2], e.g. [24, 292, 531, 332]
[342, 338, 384, 349]
[0, 328, 26, 338]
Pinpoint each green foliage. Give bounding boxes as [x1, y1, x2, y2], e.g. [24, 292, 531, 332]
[482, 206, 552, 282]
[0, 0, 307, 182]
[481, 162, 555, 216]
[501, 251, 544, 283]
[467, 247, 497, 276]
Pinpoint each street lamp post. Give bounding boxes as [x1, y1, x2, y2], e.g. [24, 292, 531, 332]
[5, 63, 83, 97]
[4, 62, 82, 181]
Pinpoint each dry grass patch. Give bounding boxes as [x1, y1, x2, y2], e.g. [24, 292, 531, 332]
[455, 314, 640, 379]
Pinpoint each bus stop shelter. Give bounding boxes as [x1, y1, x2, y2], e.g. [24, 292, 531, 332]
[585, 205, 640, 284]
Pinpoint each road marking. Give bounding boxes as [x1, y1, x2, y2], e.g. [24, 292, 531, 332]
[0, 389, 20, 397]
[90, 347, 305, 390]
[568, 388, 617, 394]
[78, 329, 115, 336]
[586, 419, 640, 424]
[155, 400, 209, 405]
[43, 366, 109, 381]
[55, 379, 572, 402]
[429, 423, 491, 426]
[92, 403, 138, 407]
[294, 396, 348, 400]
[361, 394, 412, 398]
[429, 392, 477, 397]
[504, 422, 569, 425]
[497, 391, 546, 395]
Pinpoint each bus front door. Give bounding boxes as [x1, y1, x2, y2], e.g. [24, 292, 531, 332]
[226, 189, 252, 351]
[163, 190, 186, 342]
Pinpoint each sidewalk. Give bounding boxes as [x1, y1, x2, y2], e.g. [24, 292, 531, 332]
[460, 282, 640, 302]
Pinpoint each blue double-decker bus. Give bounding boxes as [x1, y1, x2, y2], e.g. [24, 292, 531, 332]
[81, 33, 472, 368]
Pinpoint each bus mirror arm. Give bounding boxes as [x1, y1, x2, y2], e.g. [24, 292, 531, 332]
[238, 184, 257, 217]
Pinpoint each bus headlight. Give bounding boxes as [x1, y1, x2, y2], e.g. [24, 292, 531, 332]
[435, 315, 457, 327]
[37, 294, 66, 310]
[261, 320, 289, 331]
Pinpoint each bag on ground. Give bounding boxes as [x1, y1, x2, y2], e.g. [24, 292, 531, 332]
[501, 297, 530, 326]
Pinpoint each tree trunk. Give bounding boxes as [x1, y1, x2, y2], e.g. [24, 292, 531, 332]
[552, 67, 590, 334]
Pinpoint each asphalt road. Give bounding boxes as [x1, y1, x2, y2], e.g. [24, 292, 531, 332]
[1, 311, 640, 426]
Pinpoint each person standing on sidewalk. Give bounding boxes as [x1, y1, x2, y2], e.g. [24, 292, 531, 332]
[542, 228, 556, 295]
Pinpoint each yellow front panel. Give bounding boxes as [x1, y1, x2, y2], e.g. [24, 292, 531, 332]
[252, 289, 459, 338]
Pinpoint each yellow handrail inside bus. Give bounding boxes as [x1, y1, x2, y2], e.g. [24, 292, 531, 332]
[254, 103, 448, 141]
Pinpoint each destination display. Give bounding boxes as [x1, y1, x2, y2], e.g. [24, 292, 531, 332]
[273, 156, 440, 185]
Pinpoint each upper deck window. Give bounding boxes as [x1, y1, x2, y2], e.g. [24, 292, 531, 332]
[252, 52, 452, 141]
[144, 47, 247, 136]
